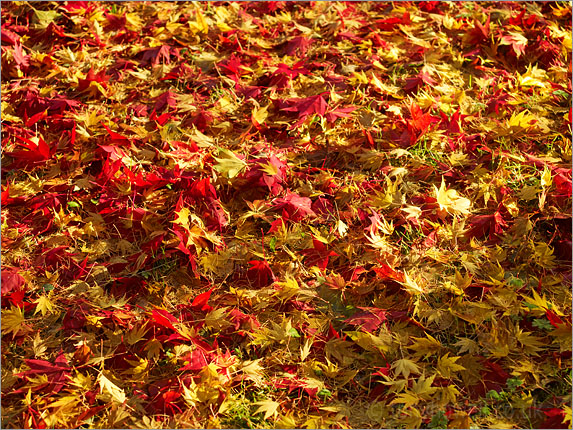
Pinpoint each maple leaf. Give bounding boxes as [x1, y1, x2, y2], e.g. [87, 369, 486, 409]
[1, 268, 26, 294]
[464, 15, 490, 45]
[408, 334, 442, 358]
[245, 155, 288, 195]
[285, 35, 313, 56]
[436, 353, 465, 378]
[251, 104, 270, 127]
[12, 42, 30, 70]
[300, 238, 338, 271]
[389, 392, 419, 408]
[273, 192, 316, 222]
[403, 70, 437, 93]
[213, 149, 247, 178]
[98, 372, 126, 404]
[467, 211, 508, 240]
[392, 358, 421, 379]
[407, 103, 436, 134]
[6, 135, 54, 166]
[154, 90, 177, 112]
[247, 260, 275, 288]
[434, 177, 471, 216]
[77, 68, 109, 96]
[325, 105, 357, 123]
[344, 307, 387, 333]
[2, 306, 27, 337]
[280, 94, 329, 119]
[173, 207, 192, 227]
[499, 31, 528, 57]
[189, 8, 209, 35]
[34, 294, 56, 316]
[253, 399, 281, 420]
[188, 289, 213, 314]
[1, 29, 20, 45]
[140, 45, 172, 66]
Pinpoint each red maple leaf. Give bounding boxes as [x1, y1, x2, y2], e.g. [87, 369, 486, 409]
[301, 238, 338, 271]
[140, 45, 172, 66]
[12, 42, 30, 70]
[101, 123, 131, 145]
[1, 268, 26, 295]
[191, 288, 213, 312]
[280, 94, 329, 119]
[403, 70, 437, 93]
[465, 15, 490, 45]
[273, 192, 316, 222]
[1, 29, 20, 45]
[408, 104, 436, 133]
[148, 390, 182, 416]
[285, 35, 313, 57]
[151, 308, 178, 331]
[466, 211, 508, 240]
[180, 348, 209, 371]
[372, 263, 405, 283]
[540, 408, 571, 429]
[77, 68, 109, 92]
[154, 90, 177, 112]
[247, 260, 275, 288]
[325, 105, 356, 123]
[20, 353, 70, 393]
[245, 155, 288, 196]
[6, 135, 54, 166]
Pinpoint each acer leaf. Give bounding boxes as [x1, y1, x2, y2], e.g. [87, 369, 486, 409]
[253, 400, 281, 420]
[213, 149, 247, 178]
[392, 358, 421, 379]
[191, 288, 214, 312]
[2, 306, 27, 337]
[274, 192, 316, 222]
[434, 177, 471, 216]
[247, 260, 275, 288]
[436, 353, 465, 378]
[98, 373, 126, 404]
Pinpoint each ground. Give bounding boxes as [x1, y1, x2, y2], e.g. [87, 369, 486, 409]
[1, 2, 572, 429]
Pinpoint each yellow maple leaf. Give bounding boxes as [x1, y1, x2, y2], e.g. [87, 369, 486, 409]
[436, 353, 465, 378]
[98, 372, 126, 403]
[541, 166, 553, 188]
[389, 391, 419, 408]
[516, 329, 546, 355]
[259, 161, 279, 176]
[562, 405, 572, 427]
[252, 104, 270, 126]
[408, 334, 442, 358]
[518, 65, 549, 88]
[400, 272, 427, 295]
[411, 374, 437, 398]
[189, 8, 208, 34]
[2, 306, 27, 337]
[507, 110, 538, 131]
[436, 385, 460, 405]
[173, 207, 191, 227]
[392, 358, 421, 379]
[434, 177, 471, 215]
[205, 307, 232, 331]
[213, 149, 247, 179]
[253, 399, 281, 420]
[34, 294, 56, 316]
[126, 323, 149, 345]
[145, 338, 163, 361]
